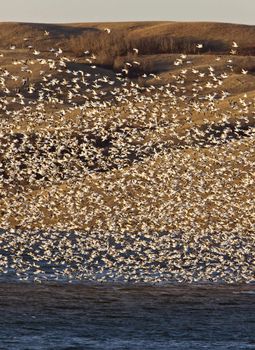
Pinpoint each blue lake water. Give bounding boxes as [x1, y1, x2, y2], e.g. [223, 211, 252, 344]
[0, 283, 254, 350]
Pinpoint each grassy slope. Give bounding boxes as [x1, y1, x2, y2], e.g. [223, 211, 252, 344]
[0, 21, 254, 232]
[1, 21, 255, 51]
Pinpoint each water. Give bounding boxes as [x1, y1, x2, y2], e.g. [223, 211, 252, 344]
[0, 283, 254, 349]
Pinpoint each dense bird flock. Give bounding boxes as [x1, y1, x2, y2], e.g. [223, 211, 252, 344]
[0, 26, 254, 283]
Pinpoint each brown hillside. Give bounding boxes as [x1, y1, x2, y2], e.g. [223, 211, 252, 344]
[0, 21, 255, 55]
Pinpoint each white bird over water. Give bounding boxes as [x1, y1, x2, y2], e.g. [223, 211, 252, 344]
[104, 28, 111, 34]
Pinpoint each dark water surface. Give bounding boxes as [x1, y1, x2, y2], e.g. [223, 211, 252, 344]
[0, 283, 255, 350]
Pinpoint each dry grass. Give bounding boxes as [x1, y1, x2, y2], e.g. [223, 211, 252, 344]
[0, 21, 254, 232]
[1, 21, 255, 63]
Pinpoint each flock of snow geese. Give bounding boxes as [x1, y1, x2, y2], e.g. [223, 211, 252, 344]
[0, 28, 254, 283]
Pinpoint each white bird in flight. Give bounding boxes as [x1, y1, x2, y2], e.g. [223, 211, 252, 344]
[0, 24, 254, 285]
